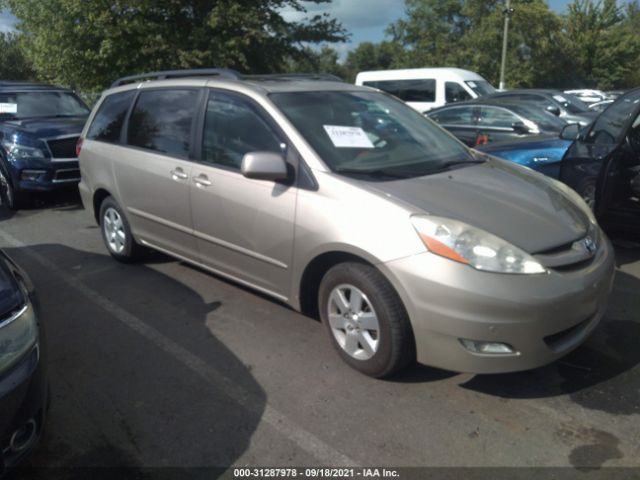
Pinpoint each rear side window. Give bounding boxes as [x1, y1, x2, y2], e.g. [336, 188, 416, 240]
[87, 91, 135, 143]
[479, 107, 520, 128]
[429, 106, 476, 126]
[445, 82, 471, 103]
[127, 89, 200, 158]
[363, 79, 436, 102]
[202, 92, 282, 170]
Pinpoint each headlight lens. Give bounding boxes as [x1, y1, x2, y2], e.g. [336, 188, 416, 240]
[0, 301, 38, 374]
[411, 215, 547, 274]
[1, 140, 46, 160]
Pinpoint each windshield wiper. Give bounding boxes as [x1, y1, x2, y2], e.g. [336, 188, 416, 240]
[334, 167, 411, 179]
[437, 158, 486, 171]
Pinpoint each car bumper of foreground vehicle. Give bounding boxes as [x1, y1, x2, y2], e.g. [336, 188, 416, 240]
[382, 235, 616, 374]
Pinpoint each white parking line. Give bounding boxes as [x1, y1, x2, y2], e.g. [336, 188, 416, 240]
[0, 230, 359, 467]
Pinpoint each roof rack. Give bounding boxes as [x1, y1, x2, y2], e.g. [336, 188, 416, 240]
[245, 73, 344, 82]
[110, 68, 242, 88]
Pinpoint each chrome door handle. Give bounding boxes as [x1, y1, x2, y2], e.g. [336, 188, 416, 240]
[170, 168, 189, 180]
[193, 174, 212, 187]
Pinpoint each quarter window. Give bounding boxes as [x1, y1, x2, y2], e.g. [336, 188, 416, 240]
[127, 89, 200, 158]
[202, 92, 282, 170]
[86, 91, 136, 143]
[363, 79, 436, 103]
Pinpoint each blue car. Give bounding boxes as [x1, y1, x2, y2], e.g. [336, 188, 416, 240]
[0, 82, 90, 209]
[475, 134, 573, 179]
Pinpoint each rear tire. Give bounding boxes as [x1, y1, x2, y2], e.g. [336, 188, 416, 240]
[99, 196, 145, 262]
[318, 262, 415, 378]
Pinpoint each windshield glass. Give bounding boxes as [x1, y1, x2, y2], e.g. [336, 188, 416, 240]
[270, 90, 475, 178]
[506, 104, 567, 130]
[465, 80, 496, 96]
[551, 92, 589, 114]
[0, 91, 90, 119]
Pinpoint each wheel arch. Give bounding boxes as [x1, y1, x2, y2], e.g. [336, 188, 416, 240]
[92, 188, 112, 224]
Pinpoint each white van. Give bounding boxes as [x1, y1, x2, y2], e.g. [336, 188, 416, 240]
[355, 68, 496, 112]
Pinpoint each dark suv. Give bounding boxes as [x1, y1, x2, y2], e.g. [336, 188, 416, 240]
[0, 82, 90, 209]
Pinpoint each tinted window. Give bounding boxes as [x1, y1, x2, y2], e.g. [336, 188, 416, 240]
[202, 92, 282, 170]
[479, 107, 520, 128]
[429, 106, 475, 125]
[445, 83, 471, 103]
[465, 80, 496, 96]
[87, 91, 136, 143]
[363, 79, 436, 102]
[127, 89, 200, 158]
[587, 91, 640, 144]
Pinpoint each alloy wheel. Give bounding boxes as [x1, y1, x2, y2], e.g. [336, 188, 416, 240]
[103, 207, 126, 254]
[327, 284, 380, 361]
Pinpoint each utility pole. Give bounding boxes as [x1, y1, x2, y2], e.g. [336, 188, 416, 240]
[499, 0, 514, 91]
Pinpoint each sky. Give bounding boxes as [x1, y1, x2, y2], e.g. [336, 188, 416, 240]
[0, 1, 593, 56]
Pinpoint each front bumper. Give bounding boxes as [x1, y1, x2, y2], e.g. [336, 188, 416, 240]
[382, 234, 615, 374]
[9, 159, 80, 193]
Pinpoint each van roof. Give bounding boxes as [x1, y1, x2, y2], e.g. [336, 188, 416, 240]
[355, 68, 486, 81]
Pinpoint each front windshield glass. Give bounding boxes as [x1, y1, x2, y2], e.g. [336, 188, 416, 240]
[0, 91, 90, 119]
[551, 92, 589, 114]
[270, 91, 475, 178]
[465, 80, 496, 96]
[507, 104, 567, 130]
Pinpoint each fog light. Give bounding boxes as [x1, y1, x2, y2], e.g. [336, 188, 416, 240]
[460, 339, 516, 354]
[21, 170, 47, 181]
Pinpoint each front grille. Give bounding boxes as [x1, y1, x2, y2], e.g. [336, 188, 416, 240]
[47, 136, 79, 159]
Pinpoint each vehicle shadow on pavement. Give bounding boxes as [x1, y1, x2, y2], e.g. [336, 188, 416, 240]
[459, 267, 640, 416]
[4, 244, 266, 479]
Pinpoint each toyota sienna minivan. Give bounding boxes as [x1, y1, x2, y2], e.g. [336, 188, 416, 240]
[78, 69, 615, 377]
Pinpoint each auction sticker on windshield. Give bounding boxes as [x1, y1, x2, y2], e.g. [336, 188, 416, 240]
[0, 103, 18, 114]
[323, 125, 374, 148]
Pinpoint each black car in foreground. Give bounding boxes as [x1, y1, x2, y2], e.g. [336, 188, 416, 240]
[427, 100, 567, 146]
[482, 89, 597, 127]
[560, 87, 640, 237]
[0, 82, 90, 209]
[0, 249, 47, 472]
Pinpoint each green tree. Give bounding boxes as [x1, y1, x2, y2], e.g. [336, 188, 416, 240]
[0, 32, 34, 80]
[343, 41, 406, 81]
[1, 0, 347, 91]
[285, 45, 348, 79]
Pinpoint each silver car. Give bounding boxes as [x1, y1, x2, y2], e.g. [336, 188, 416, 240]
[77, 69, 615, 377]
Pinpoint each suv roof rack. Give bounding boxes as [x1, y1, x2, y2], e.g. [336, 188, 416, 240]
[111, 68, 242, 88]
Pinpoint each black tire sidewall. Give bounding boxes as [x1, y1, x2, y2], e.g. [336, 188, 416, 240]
[99, 197, 138, 261]
[319, 262, 410, 377]
[0, 163, 21, 210]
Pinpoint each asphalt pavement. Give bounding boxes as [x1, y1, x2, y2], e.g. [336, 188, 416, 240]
[1, 190, 639, 478]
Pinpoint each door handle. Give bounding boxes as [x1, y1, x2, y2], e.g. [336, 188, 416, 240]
[170, 168, 189, 180]
[193, 174, 212, 187]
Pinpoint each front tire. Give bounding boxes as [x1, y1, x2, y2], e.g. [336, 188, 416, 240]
[99, 197, 145, 262]
[318, 262, 415, 377]
[0, 167, 29, 210]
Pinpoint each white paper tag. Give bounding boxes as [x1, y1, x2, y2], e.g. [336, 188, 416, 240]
[323, 125, 374, 148]
[0, 103, 17, 114]
[552, 95, 568, 103]
[467, 81, 477, 88]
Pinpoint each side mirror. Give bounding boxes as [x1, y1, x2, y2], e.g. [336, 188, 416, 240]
[560, 123, 581, 141]
[546, 105, 561, 116]
[241, 151, 288, 181]
[512, 121, 529, 134]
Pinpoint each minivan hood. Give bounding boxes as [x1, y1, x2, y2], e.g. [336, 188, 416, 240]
[365, 158, 589, 253]
[4, 116, 87, 138]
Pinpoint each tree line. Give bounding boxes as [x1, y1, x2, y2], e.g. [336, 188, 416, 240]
[1, 0, 638, 92]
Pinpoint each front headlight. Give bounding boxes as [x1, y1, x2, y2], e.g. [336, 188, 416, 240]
[411, 215, 547, 274]
[0, 301, 38, 374]
[1, 139, 46, 161]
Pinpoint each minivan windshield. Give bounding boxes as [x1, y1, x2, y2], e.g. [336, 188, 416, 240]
[270, 91, 476, 178]
[0, 91, 90, 120]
